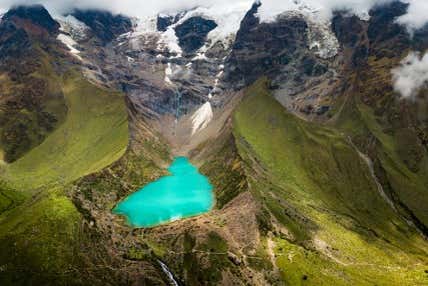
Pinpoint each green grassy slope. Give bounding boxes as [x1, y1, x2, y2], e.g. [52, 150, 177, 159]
[233, 79, 428, 285]
[335, 95, 428, 230]
[332, 53, 428, 231]
[0, 71, 129, 285]
[3, 71, 128, 191]
[0, 47, 68, 163]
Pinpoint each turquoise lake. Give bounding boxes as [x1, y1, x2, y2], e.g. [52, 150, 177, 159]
[113, 157, 214, 228]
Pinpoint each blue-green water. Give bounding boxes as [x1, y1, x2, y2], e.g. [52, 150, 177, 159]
[113, 157, 214, 228]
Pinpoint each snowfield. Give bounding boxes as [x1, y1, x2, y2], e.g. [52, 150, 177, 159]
[191, 102, 213, 135]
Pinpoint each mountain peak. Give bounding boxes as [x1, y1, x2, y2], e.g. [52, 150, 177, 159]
[69, 9, 132, 43]
[3, 4, 59, 35]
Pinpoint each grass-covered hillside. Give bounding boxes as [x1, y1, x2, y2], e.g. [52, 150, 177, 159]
[232, 79, 428, 285]
[333, 53, 428, 234]
[0, 48, 68, 163]
[0, 71, 129, 285]
[3, 71, 128, 190]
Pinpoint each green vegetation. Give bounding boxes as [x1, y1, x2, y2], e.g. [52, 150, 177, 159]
[72, 150, 167, 205]
[0, 190, 81, 285]
[232, 78, 428, 285]
[332, 54, 428, 229]
[199, 135, 247, 209]
[336, 96, 428, 228]
[182, 231, 232, 285]
[275, 235, 428, 286]
[0, 182, 26, 215]
[246, 237, 273, 272]
[0, 71, 130, 285]
[4, 71, 129, 191]
[0, 48, 68, 163]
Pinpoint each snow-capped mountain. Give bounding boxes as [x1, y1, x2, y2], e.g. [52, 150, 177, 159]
[52, 1, 349, 138]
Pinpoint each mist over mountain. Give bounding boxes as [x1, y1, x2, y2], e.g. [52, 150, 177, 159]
[392, 51, 428, 98]
[0, 0, 427, 29]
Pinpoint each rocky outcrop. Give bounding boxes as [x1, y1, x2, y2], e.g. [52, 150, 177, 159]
[175, 16, 218, 54]
[226, 12, 309, 84]
[368, 1, 410, 57]
[225, 3, 337, 119]
[157, 13, 183, 32]
[3, 4, 60, 35]
[71, 9, 132, 43]
[0, 22, 32, 59]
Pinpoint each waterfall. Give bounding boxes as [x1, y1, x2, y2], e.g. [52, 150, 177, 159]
[348, 138, 426, 237]
[158, 260, 180, 286]
[164, 61, 182, 127]
[174, 88, 182, 124]
[348, 139, 396, 210]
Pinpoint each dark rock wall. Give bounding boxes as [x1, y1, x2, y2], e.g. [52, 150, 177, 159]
[71, 9, 133, 43]
[175, 16, 218, 54]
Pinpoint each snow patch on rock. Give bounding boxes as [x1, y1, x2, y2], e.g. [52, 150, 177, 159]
[164, 63, 185, 86]
[257, 2, 340, 59]
[191, 102, 213, 135]
[256, 0, 379, 24]
[192, 52, 208, 61]
[306, 17, 339, 59]
[164, 63, 173, 85]
[189, 2, 252, 51]
[57, 33, 82, 61]
[208, 65, 225, 99]
[55, 15, 89, 60]
[127, 2, 251, 58]
[56, 15, 88, 41]
[159, 26, 183, 57]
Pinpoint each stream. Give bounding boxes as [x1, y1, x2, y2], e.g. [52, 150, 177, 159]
[158, 260, 180, 286]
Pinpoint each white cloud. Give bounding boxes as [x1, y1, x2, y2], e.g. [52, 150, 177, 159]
[0, 0, 427, 32]
[0, 0, 251, 18]
[397, 0, 428, 31]
[256, 0, 391, 22]
[392, 51, 428, 98]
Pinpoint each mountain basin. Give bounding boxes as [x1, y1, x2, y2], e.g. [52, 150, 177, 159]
[113, 157, 214, 228]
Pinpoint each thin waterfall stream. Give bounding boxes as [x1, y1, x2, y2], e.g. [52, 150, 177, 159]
[158, 259, 181, 286]
[348, 137, 426, 237]
[174, 88, 182, 124]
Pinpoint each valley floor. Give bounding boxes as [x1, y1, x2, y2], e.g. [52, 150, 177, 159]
[0, 76, 427, 286]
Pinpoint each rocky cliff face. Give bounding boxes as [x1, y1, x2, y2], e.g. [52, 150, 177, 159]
[59, 6, 240, 139]
[226, 3, 310, 87]
[175, 16, 218, 54]
[3, 4, 60, 35]
[225, 3, 339, 118]
[70, 9, 133, 43]
[62, 2, 343, 134]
